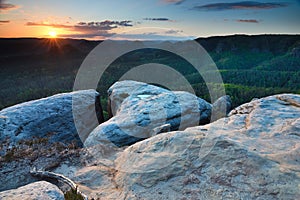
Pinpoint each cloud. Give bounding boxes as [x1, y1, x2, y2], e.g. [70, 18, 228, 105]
[0, 20, 10, 23]
[143, 18, 171, 21]
[236, 19, 260, 23]
[164, 29, 183, 34]
[26, 20, 133, 39]
[113, 28, 192, 41]
[0, 0, 19, 11]
[26, 22, 70, 28]
[194, 1, 287, 11]
[58, 32, 115, 39]
[114, 32, 194, 41]
[27, 20, 132, 30]
[162, 0, 185, 5]
[76, 20, 132, 27]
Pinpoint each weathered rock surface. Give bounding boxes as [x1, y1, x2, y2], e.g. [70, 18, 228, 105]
[2, 87, 298, 199]
[107, 81, 175, 117]
[0, 89, 103, 146]
[211, 95, 232, 121]
[70, 93, 300, 199]
[0, 135, 82, 192]
[0, 181, 64, 200]
[84, 80, 212, 147]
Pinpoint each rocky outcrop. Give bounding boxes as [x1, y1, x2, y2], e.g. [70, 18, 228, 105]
[0, 181, 64, 200]
[67, 93, 300, 199]
[84, 81, 212, 147]
[0, 89, 103, 146]
[2, 85, 298, 199]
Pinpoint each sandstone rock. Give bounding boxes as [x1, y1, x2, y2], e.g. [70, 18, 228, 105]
[0, 89, 103, 146]
[150, 123, 171, 136]
[73, 93, 300, 199]
[0, 135, 82, 192]
[4, 86, 298, 199]
[0, 181, 64, 200]
[211, 95, 232, 121]
[107, 80, 169, 116]
[84, 81, 212, 147]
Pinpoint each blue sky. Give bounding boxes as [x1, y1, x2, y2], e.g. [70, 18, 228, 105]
[0, 0, 299, 39]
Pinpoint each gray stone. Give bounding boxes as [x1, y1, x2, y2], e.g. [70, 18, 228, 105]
[84, 81, 212, 147]
[0, 181, 64, 200]
[0, 89, 103, 146]
[71, 93, 300, 199]
[150, 123, 171, 136]
[107, 80, 169, 116]
[211, 95, 232, 121]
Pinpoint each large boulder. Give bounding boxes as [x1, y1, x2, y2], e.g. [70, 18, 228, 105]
[0, 181, 64, 200]
[84, 81, 212, 147]
[71, 93, 300, 199]
[107, 80, 169, 117]
[0, 89, 103, 146]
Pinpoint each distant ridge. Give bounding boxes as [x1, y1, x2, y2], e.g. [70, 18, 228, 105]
[1, 34, 299, 56]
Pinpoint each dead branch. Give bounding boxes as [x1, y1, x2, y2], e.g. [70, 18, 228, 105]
[30, 167, 88, 200]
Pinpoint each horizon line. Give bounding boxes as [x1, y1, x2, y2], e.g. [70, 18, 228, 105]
[0, 33, 299, 42]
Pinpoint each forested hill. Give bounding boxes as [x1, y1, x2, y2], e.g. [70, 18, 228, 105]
[197, 35, 300, 55]
[0, 38, 99, 57]
[0, 35, 299, 113]
[194, 35, 300, 105]
[197, 34, 300, 70]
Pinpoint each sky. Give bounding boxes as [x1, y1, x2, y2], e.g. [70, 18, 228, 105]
[0, 0, 299, 40]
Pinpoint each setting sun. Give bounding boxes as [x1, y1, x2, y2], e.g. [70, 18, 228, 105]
[48, 30, 57, 38]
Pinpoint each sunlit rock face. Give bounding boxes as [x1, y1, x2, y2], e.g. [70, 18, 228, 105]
[84, 80, 213, 147]
[2, 82, 298, 199]
[111, 94, 300, 199]
[72, 94, 299, 200]
[0, 89, 103, 146]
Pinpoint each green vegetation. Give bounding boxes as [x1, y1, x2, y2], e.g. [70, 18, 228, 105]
[0, 35, 299, 114]
[64, 187, 85, 200]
